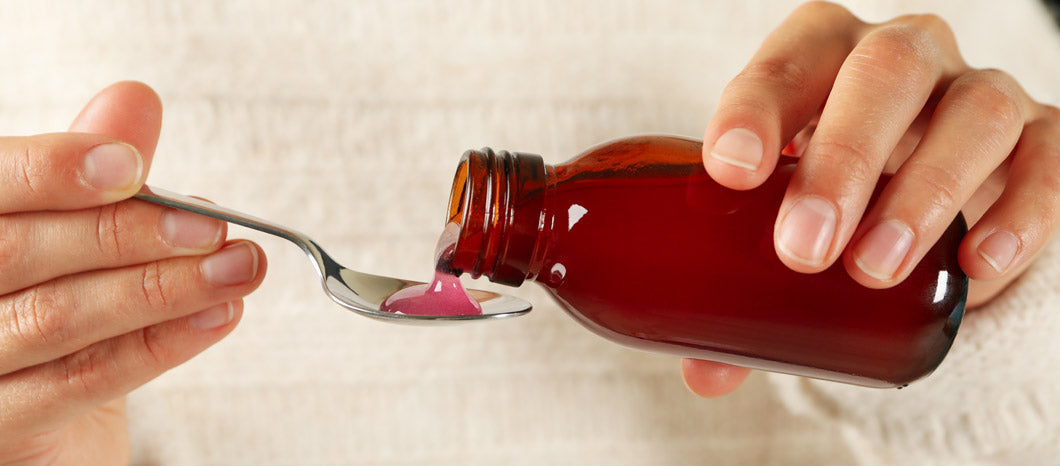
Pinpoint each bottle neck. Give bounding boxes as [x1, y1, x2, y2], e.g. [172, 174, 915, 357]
[446, 147, 551, 286]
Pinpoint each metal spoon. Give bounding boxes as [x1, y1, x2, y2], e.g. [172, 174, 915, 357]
[134, 186, 532, 324]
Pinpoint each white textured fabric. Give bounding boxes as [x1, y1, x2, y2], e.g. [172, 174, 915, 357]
[1, 1, 1058, 464]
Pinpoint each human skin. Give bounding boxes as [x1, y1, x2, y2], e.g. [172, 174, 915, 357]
[0, 82, 268, 464]
[683, 2, 1060, 397]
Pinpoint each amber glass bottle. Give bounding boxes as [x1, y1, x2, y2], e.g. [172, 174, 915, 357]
[445, 135, 967, 387]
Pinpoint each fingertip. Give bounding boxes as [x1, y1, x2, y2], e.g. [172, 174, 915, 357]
[70, 81, 164, 164]
[200, 240, 268, 289]
[841, 253, 907, 289]
[709, 128, 764, 171]
[973, 229, 1021, 275]
[958, 228, 1024, 281]
[188, 300, 244, 332]
[230, 240, 270, 289]
[245, 241, 269, 284]
[680, 358, 752, 398]
[82, 141, 146, 202]
[842, 219, 917, 289]
[111, 80, 163, 108]
[77, 81, 164, 124]
[774, 195, 839, 273]
[227, 301, 246, 333]
[703, 126, 776, 190]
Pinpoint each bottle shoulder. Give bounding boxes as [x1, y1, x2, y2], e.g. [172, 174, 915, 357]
[553, 135, 705, 182]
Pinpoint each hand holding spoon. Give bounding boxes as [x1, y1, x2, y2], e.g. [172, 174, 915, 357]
[135, 186, 532, 324]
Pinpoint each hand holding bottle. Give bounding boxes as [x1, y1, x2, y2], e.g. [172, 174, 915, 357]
[0, 82, 267, 463]
[685, 2, 1060, 397]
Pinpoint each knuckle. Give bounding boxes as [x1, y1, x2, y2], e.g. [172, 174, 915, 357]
[13, 139, 52, 198]
[1038, 103, 1060, 122]
[895, 13, 955, 43]
[851, 24, 942, 87]
[902, 162, 963, 211]
[734, 57, 812, 98]
[810, 138, 878, 180]
[1032, 143, 1060, 199]
[136, 325, 171, 368]
[794, 1, 856, 24]
[0, 221, 19, 272]
[719, 93, 782, 125]
[803, 139, 882, 194]
[1036, 180, 1060, 216]
[94, 203, 130, 260]
[949, 69, 1024, 128]
[59, 344, 112, 397]
[139, 261, 170, 309]
[3, 284, 71, 351]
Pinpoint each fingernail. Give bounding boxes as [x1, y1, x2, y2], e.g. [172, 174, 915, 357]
[189, 302, 235, 330]
[978, 230, 1019, 273]
[161, 209, 224, 250]
[711, 128, 763, 171]
[853, 220, 915, 280]
[83, 143, 143, 192]
[200, 242, 258, 286]
[777, 196, 837, 266]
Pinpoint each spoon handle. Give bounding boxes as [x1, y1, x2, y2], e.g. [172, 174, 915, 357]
[133, 186, 332, 269]
[133, 186, 303, 240]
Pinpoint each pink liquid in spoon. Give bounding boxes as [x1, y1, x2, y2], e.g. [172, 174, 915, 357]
[380, 223, 483, 316]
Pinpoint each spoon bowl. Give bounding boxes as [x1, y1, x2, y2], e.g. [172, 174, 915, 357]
[135, 186, 532, 324]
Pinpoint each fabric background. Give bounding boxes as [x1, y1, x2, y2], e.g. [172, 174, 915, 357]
[1, 1, 1058, 464]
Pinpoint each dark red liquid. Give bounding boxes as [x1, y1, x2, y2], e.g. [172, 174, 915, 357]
[380, 223, 482, 316]
[533, 157, 965, 386]
[446, 136, 966, 386]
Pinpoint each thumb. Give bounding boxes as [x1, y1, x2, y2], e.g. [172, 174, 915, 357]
[681, 358, 752, 398]
[69, 81, 164, 176]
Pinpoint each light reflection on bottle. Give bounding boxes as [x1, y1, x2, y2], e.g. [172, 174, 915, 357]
[933, 271, 948, 304]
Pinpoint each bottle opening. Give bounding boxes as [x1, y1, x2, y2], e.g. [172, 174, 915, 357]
[444, 148, 548, 286]
[447, 160, 469, 227]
